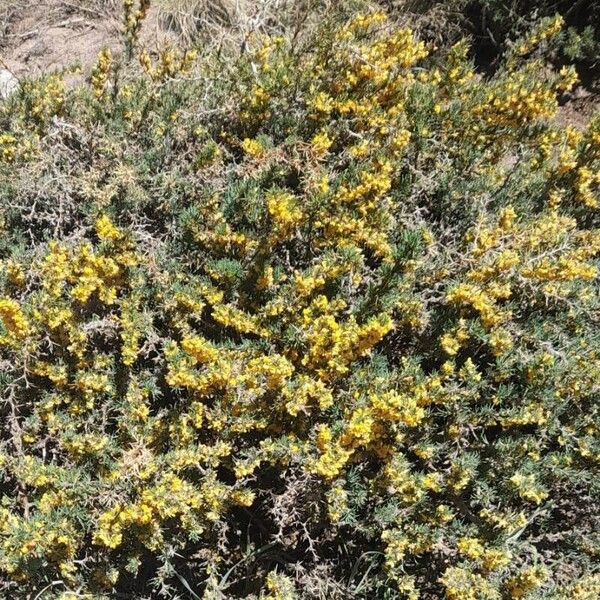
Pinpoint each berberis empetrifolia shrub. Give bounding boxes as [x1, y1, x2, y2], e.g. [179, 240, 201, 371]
[0, 2, 599, 598]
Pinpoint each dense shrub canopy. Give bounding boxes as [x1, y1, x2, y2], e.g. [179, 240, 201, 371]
[0, 4, 599, 599]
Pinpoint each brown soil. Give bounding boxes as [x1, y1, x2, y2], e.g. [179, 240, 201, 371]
[1, 1, 113, 76]
[0, 0, 171, 83]
[558, 86, 600, 130]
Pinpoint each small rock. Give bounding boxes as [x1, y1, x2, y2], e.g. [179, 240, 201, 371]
[0, 70, 19, 100]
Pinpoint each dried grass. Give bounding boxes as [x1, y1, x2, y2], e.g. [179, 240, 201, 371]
[155, 0, 347, 46]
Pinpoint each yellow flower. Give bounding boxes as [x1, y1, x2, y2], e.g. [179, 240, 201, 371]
[311, 131, 333, 156]
[0, 297, 30, 340]
[241, 137, 264, 157]
[96, 214, 122, 242]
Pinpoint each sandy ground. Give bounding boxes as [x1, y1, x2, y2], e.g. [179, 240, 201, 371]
[0, 0, 173, 81]
[1, 1, 116, 75]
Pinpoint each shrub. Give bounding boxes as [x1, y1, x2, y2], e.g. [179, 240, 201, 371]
[402, 0, 600, 80]
[476, 1, 600, 78]
[0, 3, 599, 599]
